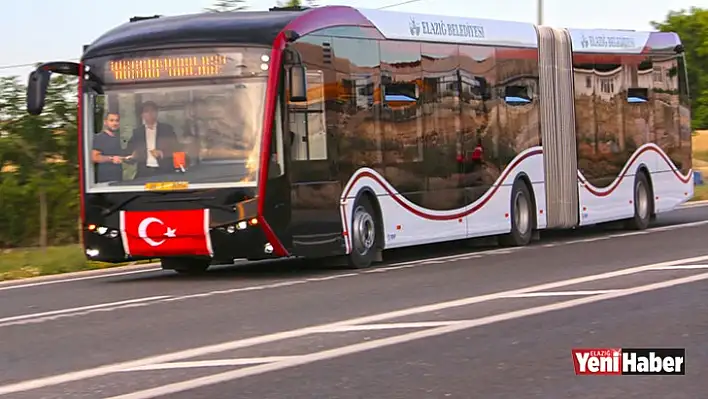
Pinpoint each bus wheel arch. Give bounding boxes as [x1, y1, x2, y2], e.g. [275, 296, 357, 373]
[347, 188, 383, 269]
[625, 167, 654, 230]
[499, 174, 536, 247]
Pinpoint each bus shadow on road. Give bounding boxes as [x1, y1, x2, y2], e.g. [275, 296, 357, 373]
[111, 222, 670, 284]
[108, 221, 651, 284]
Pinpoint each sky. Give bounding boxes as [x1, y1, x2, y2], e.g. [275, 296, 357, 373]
[1, 0, 705, 80]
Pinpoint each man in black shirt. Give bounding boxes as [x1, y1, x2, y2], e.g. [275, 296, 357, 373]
[92, 112, 127, 183]
[126, 101, 180, 178]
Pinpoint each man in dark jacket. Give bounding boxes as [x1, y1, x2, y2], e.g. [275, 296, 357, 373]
[127, 101, 181, 178]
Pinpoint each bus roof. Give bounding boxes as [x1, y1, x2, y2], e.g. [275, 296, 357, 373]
[82, 6, 683, 59]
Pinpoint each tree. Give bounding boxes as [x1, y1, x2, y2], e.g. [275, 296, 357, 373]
[204, 0, 248, 12]
[204, 0, 317, 12]
[276, 0, 318, 7]
[0, 74, 78, 248]
[651, 7, 708, 129]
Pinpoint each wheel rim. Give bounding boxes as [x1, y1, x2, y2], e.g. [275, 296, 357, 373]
[514, 191, 530, 236]
[636, 180, 649, 219]
[352, 205, 375, 255]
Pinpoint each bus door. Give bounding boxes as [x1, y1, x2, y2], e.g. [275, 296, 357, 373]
[457, 73, 495, 236]
[259, 94, 292, 253]
[284, 69, 343, 257]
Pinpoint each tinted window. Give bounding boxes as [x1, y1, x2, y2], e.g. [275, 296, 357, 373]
[330, 37, 382, 179]
[420, 43, 465, 209]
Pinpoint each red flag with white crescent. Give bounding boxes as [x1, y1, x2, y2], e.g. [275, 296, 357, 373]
[119, 209, 212, 257]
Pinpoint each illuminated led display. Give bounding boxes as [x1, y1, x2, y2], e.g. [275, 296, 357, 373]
[99, 50, 267, 83]
[108, 55, 229, 81]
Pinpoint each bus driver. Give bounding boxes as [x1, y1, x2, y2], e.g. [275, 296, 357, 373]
[126, 101, 181, 178]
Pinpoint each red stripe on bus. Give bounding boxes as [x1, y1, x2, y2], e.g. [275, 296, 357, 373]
[341, 148, 543, 221]
[77, 63, 86, 234]
[579, 145, 691, 197]
[255, 32, 289, 258]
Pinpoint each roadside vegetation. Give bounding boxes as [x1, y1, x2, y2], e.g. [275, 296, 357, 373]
[0, 245, 156, 281]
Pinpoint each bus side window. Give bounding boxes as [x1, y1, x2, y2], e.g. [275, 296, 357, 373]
[288, 70, 328, 161]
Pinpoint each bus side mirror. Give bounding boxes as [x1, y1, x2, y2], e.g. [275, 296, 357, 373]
[27, 69, 51, 115]
[289, 65, 307, 103]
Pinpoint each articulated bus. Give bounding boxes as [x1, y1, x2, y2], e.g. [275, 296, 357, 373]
[25, 6, 692, 273]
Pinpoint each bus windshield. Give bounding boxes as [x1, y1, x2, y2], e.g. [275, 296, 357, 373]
[83, 48, 270, 193]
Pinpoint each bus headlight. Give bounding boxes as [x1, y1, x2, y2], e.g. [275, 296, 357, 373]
[89, 225, 119, 238]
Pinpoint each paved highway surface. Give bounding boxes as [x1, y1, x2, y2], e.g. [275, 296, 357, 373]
[2, 203, 708, 398]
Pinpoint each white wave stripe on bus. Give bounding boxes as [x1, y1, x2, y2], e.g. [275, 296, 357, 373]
[577, 142, 692, 194]
[340, 145, 544, 215]
[337, 146, 545, 253]
[337, 142, 692, 254]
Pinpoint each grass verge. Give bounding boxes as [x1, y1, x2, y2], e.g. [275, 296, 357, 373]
[691, 184, 708, 202]
[0, 245, 157, 281]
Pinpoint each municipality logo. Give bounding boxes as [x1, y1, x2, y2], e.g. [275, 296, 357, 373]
[409, 18, 421, 36]
[580, 34, 589, 48]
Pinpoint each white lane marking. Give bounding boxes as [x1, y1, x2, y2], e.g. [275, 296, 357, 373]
[679, 200, 708, 208]
[2, 254, 708, 396]
[108, 271, 708, 399]
[649, 264, 708, 270]
[0, 216, 706, 294]
[0, 246, 528, 327]
[644, 219, 708, 232]
[560, 220, 708, 245]
[560, 236, 612, 245]
[501, 290, 619, 298]
[5, 217, 708, 329]
[313, 322, 460, 332]
[121, 357, 296, 372]
[0, 296, 170, 324]
[0, 267, 161, 292]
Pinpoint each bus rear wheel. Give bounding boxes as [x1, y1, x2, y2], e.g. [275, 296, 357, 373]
[625, 172, 652, 230]
[347, 196, 380, 269]
[161, 257, 211, 275]
[499, 180, 534, 247]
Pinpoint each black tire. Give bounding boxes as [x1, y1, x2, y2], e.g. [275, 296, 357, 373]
[161, 257, 211, 275]
[347, 196, 379, 269]
[499, 179, 534, 247]
[625, 172, 652, 230]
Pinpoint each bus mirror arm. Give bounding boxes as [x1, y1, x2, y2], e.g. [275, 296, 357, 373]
[27, 61, 103, 116]
[286, 48, 308, 103]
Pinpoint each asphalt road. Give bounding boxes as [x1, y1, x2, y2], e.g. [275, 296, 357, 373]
[1, 203, 708, 398]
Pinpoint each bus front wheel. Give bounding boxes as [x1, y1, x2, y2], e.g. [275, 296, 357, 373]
[347, 196, 380, 269]
[161, 257, 211, 275]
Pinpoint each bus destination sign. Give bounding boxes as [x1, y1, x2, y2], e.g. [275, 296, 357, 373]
[103, 51, 259, 83]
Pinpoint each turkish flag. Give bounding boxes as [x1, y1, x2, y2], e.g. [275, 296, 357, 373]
[120, 209, 213, 257]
